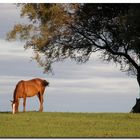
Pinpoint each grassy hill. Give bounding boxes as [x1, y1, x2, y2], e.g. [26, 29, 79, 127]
[0, 111, 140, 137]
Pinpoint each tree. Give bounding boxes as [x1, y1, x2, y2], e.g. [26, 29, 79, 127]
[7, 4, 140, 110]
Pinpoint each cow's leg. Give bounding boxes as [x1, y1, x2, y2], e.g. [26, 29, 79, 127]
[37, 93, 43, 112]
[23, 97, 26, 112]
[40, 94, 44, 112]
[16, 99, 19, 113]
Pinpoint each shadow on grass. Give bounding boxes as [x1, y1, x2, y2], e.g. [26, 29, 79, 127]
[0, 111, 47, 115]
[0, 111, 11, 114]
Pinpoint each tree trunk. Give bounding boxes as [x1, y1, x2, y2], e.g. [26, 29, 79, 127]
[137, 71, 140, 88]
[131, 98, 140, 113]
[131, 71, 140, 113]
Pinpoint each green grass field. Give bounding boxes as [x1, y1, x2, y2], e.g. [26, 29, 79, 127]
[0, 111, 140, 137]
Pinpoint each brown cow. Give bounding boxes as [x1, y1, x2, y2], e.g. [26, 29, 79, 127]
[11, 78, 49, 114]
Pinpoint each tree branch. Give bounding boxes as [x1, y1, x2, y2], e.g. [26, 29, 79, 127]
[107, 47, 139, 71]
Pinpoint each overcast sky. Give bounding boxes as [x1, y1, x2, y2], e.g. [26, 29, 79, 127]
[0, 3, 139, 113]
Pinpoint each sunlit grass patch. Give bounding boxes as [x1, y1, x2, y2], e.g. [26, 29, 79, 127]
[0, 111, 140, 137]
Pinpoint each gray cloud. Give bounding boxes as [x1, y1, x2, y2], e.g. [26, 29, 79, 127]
[0, 4, 27, 38]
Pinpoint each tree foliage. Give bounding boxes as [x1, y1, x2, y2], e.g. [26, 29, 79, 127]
[7, 4, 78, 71]
[7, 4, 140, 82]
[69, 4, 140, 76]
